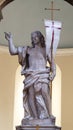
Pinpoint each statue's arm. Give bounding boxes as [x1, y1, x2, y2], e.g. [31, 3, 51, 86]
[47, 54, 56, 81]
[4, 32, 18, 55]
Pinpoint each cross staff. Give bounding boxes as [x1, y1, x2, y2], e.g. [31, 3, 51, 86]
[45, 1, 60, 99]
[36, 125, 40, 130]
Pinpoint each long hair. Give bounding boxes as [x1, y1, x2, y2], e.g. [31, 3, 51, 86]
[31, 31, 45, 47]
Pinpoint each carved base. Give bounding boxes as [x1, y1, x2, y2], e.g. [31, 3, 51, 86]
[16, 117, 61, 130]
[21, 118, 55, 126]
[16, 118, 61, 130]
[16, 125, 61, 130]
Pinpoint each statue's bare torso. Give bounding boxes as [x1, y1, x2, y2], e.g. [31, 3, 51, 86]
[27, 45, 47, 70]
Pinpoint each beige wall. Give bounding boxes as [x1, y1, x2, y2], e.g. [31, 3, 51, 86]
[0, 46, 73, 130]
[56, 53, 73, 130]
[0, 46, 18, 130]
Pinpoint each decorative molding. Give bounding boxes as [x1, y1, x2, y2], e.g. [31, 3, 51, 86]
[0, 45, 9, 53]
[56, 48, 73, 56]
[0, 0, 14, 21]
[0, 45, 73, 56]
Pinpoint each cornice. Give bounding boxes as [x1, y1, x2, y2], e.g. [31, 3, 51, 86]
[0, 45, 9, 53]
[56, 48, 73, 56]
[0, 45, 73, 56]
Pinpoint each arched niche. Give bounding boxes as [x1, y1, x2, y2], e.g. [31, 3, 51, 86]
[13, 64, 61, 129]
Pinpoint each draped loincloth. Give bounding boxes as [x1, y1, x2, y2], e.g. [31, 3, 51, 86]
[23, 68, 50, 91]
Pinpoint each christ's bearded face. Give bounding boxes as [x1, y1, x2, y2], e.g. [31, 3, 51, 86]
[31, 32, 41, 45]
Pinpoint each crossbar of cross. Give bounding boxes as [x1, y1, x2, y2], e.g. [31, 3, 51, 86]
[45, 1, 60, 21]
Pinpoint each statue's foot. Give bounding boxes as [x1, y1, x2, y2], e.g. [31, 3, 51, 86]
[23, 115, 33, 120]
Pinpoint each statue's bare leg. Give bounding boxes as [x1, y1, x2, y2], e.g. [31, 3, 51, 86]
[41, 83, 51, 116]
[28, 85, 38, 119]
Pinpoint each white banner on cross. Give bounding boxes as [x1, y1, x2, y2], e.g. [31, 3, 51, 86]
[44, 19, 62, 57]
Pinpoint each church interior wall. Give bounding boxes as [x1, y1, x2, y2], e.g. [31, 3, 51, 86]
[55, 53, 73, 130]
[0, 46, 18, 130]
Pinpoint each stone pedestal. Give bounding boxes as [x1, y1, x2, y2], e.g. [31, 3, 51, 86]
[21, 118, 55, 126]
[16, 118, 61, 130]
[16, 125, 61, 130]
